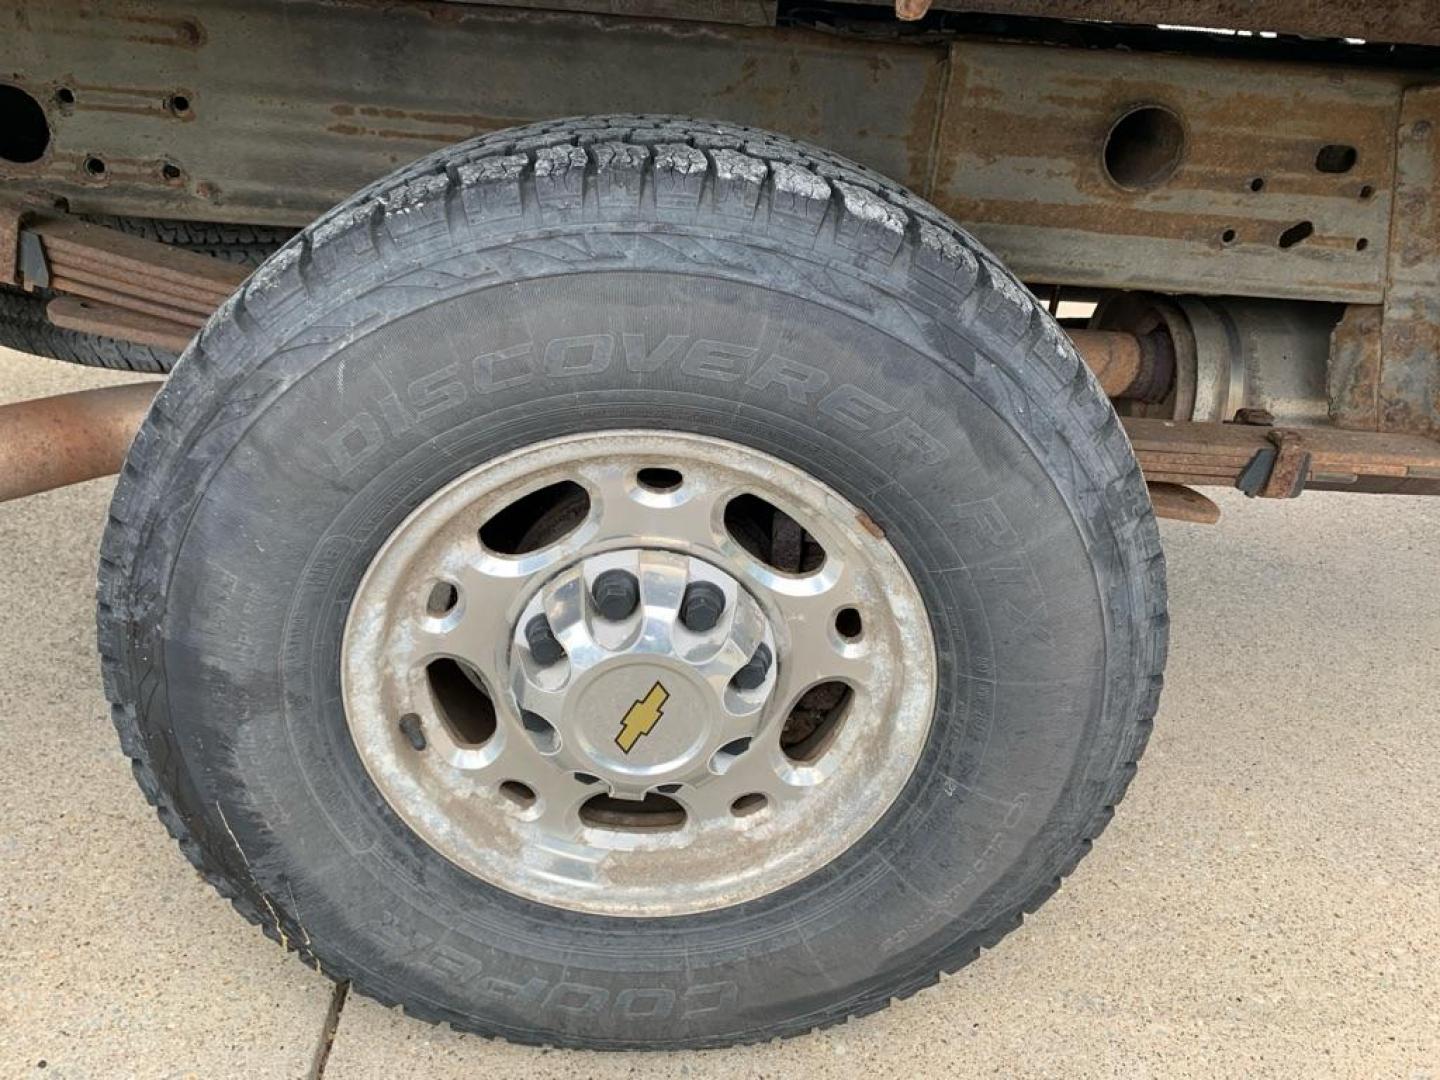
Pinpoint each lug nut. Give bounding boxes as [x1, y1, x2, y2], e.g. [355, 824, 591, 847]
[730, 642, 772, 691]
[525, 615, 566, 665]
[591, 569, 640, 620]
[680, 580, 726, 632]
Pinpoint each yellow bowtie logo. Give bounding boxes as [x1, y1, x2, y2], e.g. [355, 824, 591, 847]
[616, 681, 670, 753]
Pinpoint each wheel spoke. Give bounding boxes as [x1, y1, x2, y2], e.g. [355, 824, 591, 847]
[574, 459, 729, 552]
[763, 561, 879, 710]
[526, 765, 596, 834]
[404, 556, 538, 680]
[675, 744, 807, 821]
[424, 694, 568, 784]
[775, 626, 873, 707]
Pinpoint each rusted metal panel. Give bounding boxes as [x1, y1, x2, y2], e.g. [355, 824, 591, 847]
[0, 0, 943, 229]
[0, 0, 1413, 304]
[1377, 87, 1440, 439]
[930, 41, 1397, 303]
[1327, 304, 1383, 429]
[863, 1, 1440, 49]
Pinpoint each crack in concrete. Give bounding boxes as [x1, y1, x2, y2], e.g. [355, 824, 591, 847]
[307, 980, 349, 1080]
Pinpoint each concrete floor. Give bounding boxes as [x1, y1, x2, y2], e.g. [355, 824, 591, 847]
[0, 348, 1436, 1079]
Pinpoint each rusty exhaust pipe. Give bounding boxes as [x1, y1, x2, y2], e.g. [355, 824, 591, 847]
[0, 382, 159, 503]
[1069, 330, 1146, 397]
[1069, 328, 1174, 401]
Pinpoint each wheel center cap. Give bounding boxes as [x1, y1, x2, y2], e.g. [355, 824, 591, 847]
[509, 548, 777, 798]
[571, 662, 710, 775]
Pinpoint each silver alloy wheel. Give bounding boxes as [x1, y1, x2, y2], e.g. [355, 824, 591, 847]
[342, 431, 936, 917]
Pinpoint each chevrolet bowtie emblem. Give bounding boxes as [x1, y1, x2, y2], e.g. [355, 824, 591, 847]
[616, 681, 669, 753]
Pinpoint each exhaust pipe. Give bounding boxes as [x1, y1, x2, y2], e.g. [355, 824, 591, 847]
[0, 382, 159, 503]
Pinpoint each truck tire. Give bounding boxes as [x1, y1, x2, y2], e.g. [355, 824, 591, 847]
[0, 216, 293, 373]
[98, 116, 1167, 1049]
